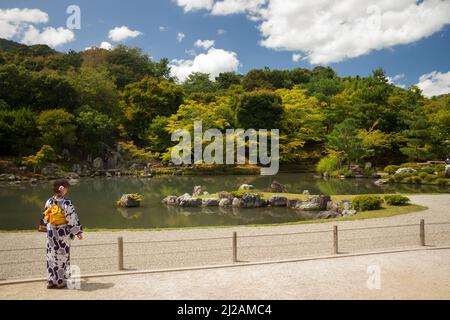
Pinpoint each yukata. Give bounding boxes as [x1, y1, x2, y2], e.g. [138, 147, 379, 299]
[42, 196, 83, 286]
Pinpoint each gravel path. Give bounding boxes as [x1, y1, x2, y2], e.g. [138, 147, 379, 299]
[0, 194, 449, 281]
[1, 248, 449, 299]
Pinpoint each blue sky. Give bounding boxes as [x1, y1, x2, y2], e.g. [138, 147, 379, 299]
[1, 0, 449, 95]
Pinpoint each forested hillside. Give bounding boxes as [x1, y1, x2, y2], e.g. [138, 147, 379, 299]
[0, 39, 448, 173]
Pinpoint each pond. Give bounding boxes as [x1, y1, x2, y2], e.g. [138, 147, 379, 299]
[0, 173, 448, 230]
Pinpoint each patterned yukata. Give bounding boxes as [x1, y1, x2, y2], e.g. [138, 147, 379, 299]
[42, 196, 83, 286]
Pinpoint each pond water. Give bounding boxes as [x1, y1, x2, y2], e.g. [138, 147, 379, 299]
[0, 173, 448, 230]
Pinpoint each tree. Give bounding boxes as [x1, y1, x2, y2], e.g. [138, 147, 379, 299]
[276, 87, 326, 162]
[327, 118, 365, 167]
[0, 108, 38, 156]
[67, 67, 119, 115]
[37, 109, 77, 152]
[235, 91, 283, 129]
[183, 73, 217, 95]
[215, 72, 242, 90]
[120, 77, 184, 141]
[75, 106, 115, 156]
[22, 145, 56, 173]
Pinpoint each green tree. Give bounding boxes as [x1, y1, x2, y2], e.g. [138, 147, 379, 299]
[183, 72, 217, 95]
[235, 91, 283, 129]
[0, 108, 38, 156]
[215, 72, 242, 90]
[22, 145, 56, 173]
[37, 109, 77, 152]
[75, 106, 115, 156]
[120, 77, 184, 141]
[276, 87, 326, 162]
[67, 67, 119, 115]
[327, 118, 365, 167]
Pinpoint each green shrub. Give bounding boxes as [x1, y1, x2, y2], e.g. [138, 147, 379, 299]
[352, 195, 383, 211]
[316, 156, 340, 175]
[411, 176, 423, 184]
[230, 190, 262, 198]
[384, 195, 410, 206]
[436, 178, 449, 186]
[384, 165, 400, 175]
[418, 166, 435, 174]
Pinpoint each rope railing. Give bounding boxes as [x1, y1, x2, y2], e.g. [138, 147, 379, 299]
[0, 220, 449, 276]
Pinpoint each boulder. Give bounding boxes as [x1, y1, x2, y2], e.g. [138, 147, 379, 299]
[374, 179, 389, 186]
[268, 196, 288, 207]
[71, 164, 82, 174]
[239, 184, 255, 190]
[342, 209, 357, 216]
[303, 190, 310, 195]
[287, 199, 300, 208]
[218, 191, 233, 200]
[202, 198, 220, 207]
[341, 201, 352, 210]
[29, 178, 38, 184]
[93, 157, 104, 170]
[326, 201, 339, 212]
[295, 201, 322, 211]
[178, 197, 202, 208]
[7, 174, 15, 182]
[295, 195, 331, 211]
[162, 196, 178, 206]
[233, 194, 266, 208]
[117, 194, 141, 208]
[269, 181, 287, 193]
[317, 211, 340, 219]
[395, 167, 416, 174]
[219, 198, 232, 207]
[192, 186, 203, 197]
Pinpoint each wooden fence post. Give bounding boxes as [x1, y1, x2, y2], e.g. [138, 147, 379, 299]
[333, 226, 339, 254]
[118, 237, 124, 271]
[420, 219, 425, 246]
[232, 232, 237, 263]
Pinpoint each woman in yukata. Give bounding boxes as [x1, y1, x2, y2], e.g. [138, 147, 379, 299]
[42, 179, 83, 289]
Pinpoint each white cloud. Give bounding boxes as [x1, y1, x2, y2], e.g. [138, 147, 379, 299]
[387, 74, 406, 89]
[292, 53, 301, 63]
[170, 47, 240, 82]
[176, 0, 214, 12]
[21, 25, 75, 48]
[108, 26, 142, 42]
[177, 32, 186, 43]
[0, 8, 48, 39]
[177, 0, 450, 65]
[211, 0, 267, 15]
[159, 26, 166, 31]
[417, 71, 450, 97]
[100, 41, 113, 50]
[195, 39, 215, 50]
[217, 29, 227, 35]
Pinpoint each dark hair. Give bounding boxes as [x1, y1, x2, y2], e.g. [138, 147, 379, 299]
[53, 179, 70, 195]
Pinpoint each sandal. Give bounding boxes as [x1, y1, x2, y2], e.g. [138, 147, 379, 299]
[47, 283, 57, 289]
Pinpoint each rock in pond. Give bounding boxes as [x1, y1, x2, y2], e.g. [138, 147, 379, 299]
[317, 211, 341, 219]
[202, 198, 220, 207]
[117, 194, 142, 208]
[219, 198, 232, 207]
[232, 194, 266, 208]
[162, 196, 178, 206]
[268, 196, 288, 207]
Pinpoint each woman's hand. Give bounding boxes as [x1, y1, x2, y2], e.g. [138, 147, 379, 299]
[76, 234, 83, 240]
